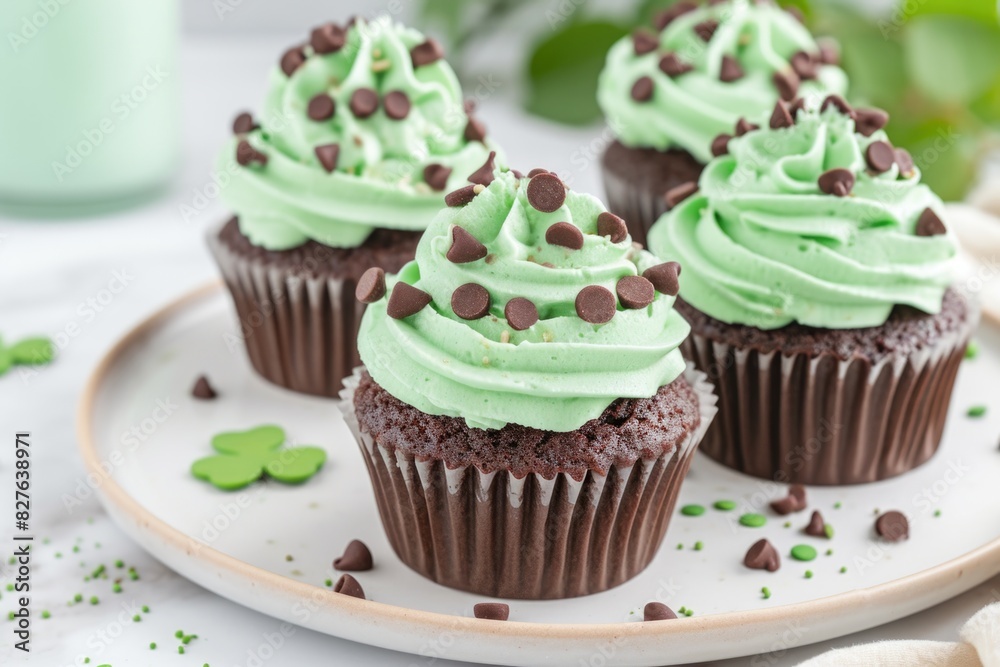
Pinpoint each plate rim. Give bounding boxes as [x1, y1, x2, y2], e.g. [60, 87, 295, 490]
[76, 281, 1000, 652]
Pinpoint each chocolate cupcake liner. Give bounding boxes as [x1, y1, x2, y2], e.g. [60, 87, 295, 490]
[601, 162, 669, 249]
[338, 366, 717, 599]
[682, 301, 978, 486]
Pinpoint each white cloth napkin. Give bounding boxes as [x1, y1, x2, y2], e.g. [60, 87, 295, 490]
[796, 603, 1000, 666]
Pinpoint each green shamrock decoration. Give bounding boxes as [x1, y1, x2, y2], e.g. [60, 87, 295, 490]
[0, 336, 55, 375]
[191, 425, 327, 491]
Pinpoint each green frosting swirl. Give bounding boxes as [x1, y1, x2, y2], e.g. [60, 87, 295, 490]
[647, 106, 958, 330]
[220, 16, 496, 250]
[358, 170, 691, 432]
[597, 0, 848, 163]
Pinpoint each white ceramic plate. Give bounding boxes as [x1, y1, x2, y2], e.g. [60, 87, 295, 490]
[78, 282, 1000, 666]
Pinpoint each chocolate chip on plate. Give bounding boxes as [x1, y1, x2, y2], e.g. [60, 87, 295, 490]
[386, 283, 432, 319]
[191, 375, 217, 400]
[526, 173, 566, 212]
[333, 539, 373, 571]
[597, 212, 628, 243]
[545, 222, 584, 250]
[875, 511, 909, 542]
[804, 511, 828, 537]
[643, 262, 681, 296]
[473, 603, 509, 621]
[818, 168, 855, 197]
[447, 226, 488, 263]
[643, 602, 678, 621]
[452, 283, 491, 320]
[617, 275, 656, 309]
[744, 538, 781, 572]
[576, 285, 617, 324]
[333, 574, 366, 599]
[505, 297, 539, 331]
[355, 267, 386, 304]
[770, 484, 806, 515]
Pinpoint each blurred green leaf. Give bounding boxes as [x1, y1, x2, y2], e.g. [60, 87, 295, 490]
[902, 118, 976, 201]
[901, 0, 999, 24]
[904, 16, 1000, 103]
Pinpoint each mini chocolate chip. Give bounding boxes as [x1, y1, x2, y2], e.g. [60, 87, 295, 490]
[410, 38, 444, 67]
[473, 603, 509, 621]
[664, 181, 698, 209]
[818, 168, 855, 197]
[711, 133, 732, 157]
[452, 283, 491, 320]
[505, 298, 539, 331]
[510, 169, 524, 179]
[280, 46, 306, 77]
[333, 574, 365, 599]
[820, 94, 855, 118]
[658, 53, 692, 78]
[191, 375, 217, 400]
[307, 93, 336, 121]
[769, 100, 794, 129]
[355, 267, 386, 304]
[643, 262, 681, 296]
[545, 222, 584, 250]
[631, 75, 655, 102]
[464, 116, 487, 142]
[597, 212, 628, 243]
[632, 29, 659, 56]
[817, 38, 840, 65]
[526, 173, 566, 213]
[384, 90, 411, 120]
[875, 511, 909, 542]
[790, 97, 806, 117]
[349, 88, 379, 118]
[445, 184, 479, 207]
[617, 275, 656, 309]
[236, 140, 267, 167]
[386, 283, 432, 319]
[576, 285, 617, 324]
[734, 117, 759, 136]
[770, 484, 807, 515]
[865, 141, 895, 173]
[643, 602, 677, 622]
[527, 168, 550, 178]
[311, 23, 346, 54]
[693, 19, 719, 41]
[773, 69, 800, 101]
[232, 111, 256, 135]
[467, 151, 497, 186]
[719, 55, 744, 82]
[805, 511, 827, 537]
[334, 540, 373, 571]
[314, 144, 340, 173]
[653, 1, 697, 30]
[447, 226, 488, 263]
[790, 50, 817, 80]
[895, 148, 915, 176]
[854, 107, 889, 137]
[423, 163, 452, 191]
[744, 539, 781, 572]
[916, 207, 947, 237]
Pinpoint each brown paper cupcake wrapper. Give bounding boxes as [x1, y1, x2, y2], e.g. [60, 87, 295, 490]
[683, 301, 978, 486]
[601, 164, 670, 249]
[338, 366, 717, 599]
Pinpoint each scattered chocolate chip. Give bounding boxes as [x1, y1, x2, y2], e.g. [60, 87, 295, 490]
[349, 88, 379, 118]
[916, 207, 947, 237]
[334, 539, 373, 571]
[314, 144, 340, 173]
[510, 169, 524, 179]
[236, 140, 267, 167]
[447, 226, 488, 264]
[526, 173, 566, 213]
[773, 69, 800, 101]
[693, 19, 719, 42]
[473, 603, 509, 621]
[333, 574, 365, 599]
[659, 53, 693, 78]
[769, 100, 794, 129]
[467, 151, 497, 186]
[633, 29, 659, 56]
[643, 262, 681, 296]
[653, 1, 697, 30]
[805, 511, 827, 537]
[790, 97, 806, 117]
[311, 23, 346, 54]
[452, 283, 491, 320]
[597, 212, 628, 243]
[576, 285, 617, 324]
[410, 38, 444, 67]
[631, 76, 655, 102]
[770, 484, 806, 515]
[818, 168, 855, 197]
[664, 181, 698, 209]
[527, 168, 550, 178]
[894, 148, 915, 176]
[817, 38, 840, 65]
[711, 133, 732, 157]
[232, 111, 256, 135]
[423, 163, 452, 191]
[191, 375, 217, 400]
[720, 55, 744, 82]
[280, 46, 306, 77]
[355, 267, 386, 304]
[744, 539, 780, 572]
[854, 107, 889, 137]
[820, 94, 855, 118]
[616, 275, 656, 309]
[383, 90, 411, 120]
[386, 283, 432, 319]
[464, 116, 487, 142]
[875, 510, 909, 542]
[505, 298, 539, 331]
[643, 602, 677, 622]
[735, 117, 759, 136]
[445, 184, 479, 207]
[307, 93, 336, 121]
[790, 51, 817, 80]
[545, 222, 584, 250]
[865, 141, 895, 174]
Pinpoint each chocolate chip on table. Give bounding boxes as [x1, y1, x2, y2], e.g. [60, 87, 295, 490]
[894, 148, 915, 177]
[349, 88, 379, 118]
[467, 151, 497, 186]
[734, 117, 759, 137]
[445, 184, 479, 207]
[643, 602, 678, 622]
[576, 285, 617, 324]
[334, 540, 373, 571]
[643, 262, 681, 296]
[526, 173, 566, 212]
[790, 50, 817, 80]
[386, 283, 432, 319]
[545, 222, 584, 250]
[232, 111, 257, 135]
[693, 19, 719, 41]
[355, 267, 386, 303]
[383, 90, 411, 120]
[505, 298, 539, 331]
[804, 511, 827, 537]
[314, 144, 340, 173]
[711, 133, 732, 157]
[597, 212, 628, 243]
[280, 46, 306, 77]
[452, 283, 491, 320]
[719, 55, 744, 82]
[820, 94, 854, 118]
[773, 69, 800, 101]
[617, 275, 656, 309]
[916, 207, 947, 237]
[865, 141, 895, 173]
[423, 163, 452, 191]
[464, 116, 487, 142]
[447, 226, 488, 263]
[473, 603, 509, 621]
[236, 140, 267, 167]
[410, 38, 444, 67]
[770, 484, 806, 515]
[818, 168, 855, 197]
[311, 22, 346, 54]
[658, 53, 693, 78]
[191, 375, 217, 400]
[664, 181, 698, 209]
[744, 539, 781, 572]
[875, 510, 909, 542]
[631, 76, 655, 102]
[307, 93, 336, 121]
[854, 107, 890, 137]
[632, 29, 659, 56]
[653, 1, 697, 30]
[333, 574, 366, 599]
[769, 100, 794, 129]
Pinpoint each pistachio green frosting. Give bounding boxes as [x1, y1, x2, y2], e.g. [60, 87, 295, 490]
[597, 0, 848, 163]
[220, 16, 496, 250]
[358, 170, 691, 432]
[647, 107, 958, 330]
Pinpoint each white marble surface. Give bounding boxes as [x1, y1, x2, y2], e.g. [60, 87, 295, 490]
[1, 35, 998, 667]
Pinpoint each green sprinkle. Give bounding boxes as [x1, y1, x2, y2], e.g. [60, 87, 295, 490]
[8, 612, 15, 621]
[55, 552, 62, 559]
[684, 608, 693, 617]
[739, 513, 767, 528]
[5, 584, 12, 592]
[175, 630, 184, 639]
[824, 524, 835, 539]
[805, 570, 814, 579]
[761, 587, 771, 600]
[114, 560, 124, 568]
[149, 643, 157, 650]
[825, 548, 834, 556]
[112, 583, 122, 594]
[791, 545, 817, 562]
[128, 569, 139, 581]
[133, 614, 141, 622]
[934, 509, 942, 517]
[676, 542, 683, 550]
[833, 502, 842, 509]
[680, 504, 706, 517]
[73, 594, 83, 603]
[967, 405, 987, 418]
[693, 541, 703, 551]
[91, 564, 105, 579]
[84, 659, 90, 664]
[41, 610, 50, 619]
[840, 566, 848, 574]
[324, 579, 333, 587]
[783, 521, 791, 528]
[89, 596, 99, 605]
[73, 546, 80, 553]
[965, 340, 979, 359]
[142, 605, 150, 613]
[178, 646, 185, 655]
[713, 500, 736, 511]
[678, 606, 687, 614]
[182, 634, 197, 645]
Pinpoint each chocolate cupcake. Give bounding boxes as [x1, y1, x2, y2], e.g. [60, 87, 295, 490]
[339, 169, 716, 598]
[209, 16, 499, 397]
[647, 101, 977, 485]
[597, 0, 847, 245]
